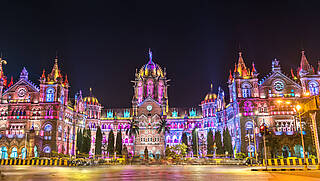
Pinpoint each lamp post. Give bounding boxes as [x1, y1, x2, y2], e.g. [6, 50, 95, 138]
[24, 131, 28, 159]
[310, 112, 320, 170]
[296, 105, 307, 170]
[252, 118, 258, 162]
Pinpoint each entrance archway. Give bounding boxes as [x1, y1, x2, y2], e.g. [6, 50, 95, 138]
[10, 147, 18, 158]
[0, 146, 8, 159]
[282, 146, 290, 158]
[294, 145, 303, 158]
[21, 147, 27, 159]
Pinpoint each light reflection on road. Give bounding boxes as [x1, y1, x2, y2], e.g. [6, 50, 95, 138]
[1, 165, 320, 181]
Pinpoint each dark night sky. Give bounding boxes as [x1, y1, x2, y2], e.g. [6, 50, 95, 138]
[0, 0, 319, 108]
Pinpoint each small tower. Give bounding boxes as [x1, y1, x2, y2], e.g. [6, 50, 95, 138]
[39, 55, 69, 104]
[0, 57, 7, 101]
[298, 51, 320, 95]
[228, 51, 259, 99]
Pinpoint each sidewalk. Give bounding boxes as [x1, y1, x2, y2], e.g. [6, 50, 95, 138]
[251, 165, 319, 171]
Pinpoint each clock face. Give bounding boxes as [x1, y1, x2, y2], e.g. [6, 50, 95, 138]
[146, 105, 152, 111]
[274, 80, 285, 91]
[17, 87, 27, 97]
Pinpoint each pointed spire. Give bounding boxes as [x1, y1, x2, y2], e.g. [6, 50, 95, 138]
[299, 50, 313, 74]
[64, 74, 69, 86]
[0, 58, 7, 80]
[41, 69, 46, 79]
[233, 63, 237, 73]
[148, 48, 153, 63]
[237, 51, 248, 77]
[89, 87, 93, 96]
[291, 68, 295, 79]
[228, 69, 233, 82]
[20, 67, 28, 80]
[210, 83, 213, 92]
[7, 76, 13, 87]
[252, 62, 257, 73]
[49, 55, 61, 81]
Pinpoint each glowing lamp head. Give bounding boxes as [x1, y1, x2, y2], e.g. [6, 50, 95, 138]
[296, 105, 302, 111]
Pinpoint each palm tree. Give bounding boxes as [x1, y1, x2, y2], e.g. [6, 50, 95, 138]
[126, 119, 139, 155]
[157, 117, 170, 157]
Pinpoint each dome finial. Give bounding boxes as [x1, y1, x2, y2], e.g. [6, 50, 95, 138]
[148, 48, 152, 62]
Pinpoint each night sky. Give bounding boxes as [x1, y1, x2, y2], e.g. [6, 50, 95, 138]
[0, 0, 320, 108]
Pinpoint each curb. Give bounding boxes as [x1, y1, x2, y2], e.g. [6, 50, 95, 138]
[251, 168, 311, 171]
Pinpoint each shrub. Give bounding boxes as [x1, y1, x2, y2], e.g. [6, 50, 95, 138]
[235, 152, 246, 159]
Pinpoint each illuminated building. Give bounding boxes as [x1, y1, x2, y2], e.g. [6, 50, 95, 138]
[87, 50, 240, 158]
[1, 49, 316, 159]
[0, 56, 86, 159]
[228, 51, 319, 157]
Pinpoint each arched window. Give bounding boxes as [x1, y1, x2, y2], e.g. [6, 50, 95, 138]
[309, 81, 319, 96]
[34, 146, 38, 157]
[44, 124, 52, 132]
[46, 87, 55, 102]
[0, 146, 8, 159]
[241, 83, 252, 98]
[21, 147, 27, 159]
[43, 146, 51, 153]
[10, 147, 18, 158]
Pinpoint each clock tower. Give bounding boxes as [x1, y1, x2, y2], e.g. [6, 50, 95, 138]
[131, 49, 168, 157]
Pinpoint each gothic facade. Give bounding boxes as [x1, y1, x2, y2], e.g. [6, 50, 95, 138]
[228, 51, 319, 158]
[0, 57, 86, 159]
[1, 49, 318, 159]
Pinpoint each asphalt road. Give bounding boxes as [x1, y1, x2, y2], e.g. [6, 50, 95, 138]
[1, 165, 320, 181]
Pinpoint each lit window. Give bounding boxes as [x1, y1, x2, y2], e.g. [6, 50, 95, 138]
[43, 146, 51, 153]
[241, 83, 252, 98]
[46, 87, 55, 102]
[309, 81, 319, 96]
[44, 124, 52, 132]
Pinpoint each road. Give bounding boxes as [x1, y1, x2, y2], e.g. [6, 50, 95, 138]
[1, 165, 320, 181]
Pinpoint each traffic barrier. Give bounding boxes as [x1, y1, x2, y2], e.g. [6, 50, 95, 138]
[0, 158, 75, 166]
[263, 158, 319, 166]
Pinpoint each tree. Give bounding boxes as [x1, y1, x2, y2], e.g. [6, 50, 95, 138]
[192, 128, 198, 157]
[81, 128, 92, 154]
[87, 128, 92, 154]
[115, 129, 123, 155]
[81, 128, 87, 153]
[207, 129, 214, 157]
[107, 129, 115, 155]
[223, 128, 233, 157]
[157, 118, 170, 135]
[165, 144, 187, 159]
[126, 120, 139, 138]
[126, 119, 139, 155]
[214, 130, 223, 155]
[95, 126, 102, 155]
[157, 117, 170, 155]
[182, 132, 188, 153]
[76, 128, 82, 153]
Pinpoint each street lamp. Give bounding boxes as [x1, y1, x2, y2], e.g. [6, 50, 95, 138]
[253, 111, 258, 162]
[295, 104, 307, 169]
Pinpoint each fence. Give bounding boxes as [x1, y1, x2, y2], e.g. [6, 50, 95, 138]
[263, 158, 318, 166]
[0, 158, 75, 166]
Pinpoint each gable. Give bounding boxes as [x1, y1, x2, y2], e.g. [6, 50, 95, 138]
[260, 72, 301, 88]
[2, 78, 39, 102]
[3, 78, 39, 95]
[137, 96, 162, 116]
[259, 71, 302, 97]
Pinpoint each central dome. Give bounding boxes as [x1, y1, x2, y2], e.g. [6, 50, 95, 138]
[138, 49, 164, 78]
[84, 88, 100, 105]
[204, 84, 217, 102]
